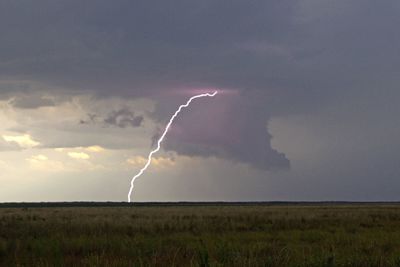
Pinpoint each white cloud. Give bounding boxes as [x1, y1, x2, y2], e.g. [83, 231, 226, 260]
[26, 154, 66, 172]
[126, 156, 176, 170]
[55, 145, 106, 153]
[31, 154, 48, 161]
[68, 152, 90, 160]
[126, 156, 148, 166]
[25, 152, 106, 172]
[2, 134, 40, 148]
[85, 146, 105, 153]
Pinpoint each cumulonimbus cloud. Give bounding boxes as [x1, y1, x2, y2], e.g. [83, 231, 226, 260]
[160, 90, 290, 170]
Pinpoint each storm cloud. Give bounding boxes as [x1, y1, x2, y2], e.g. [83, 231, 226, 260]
[161, 91, 290, 170]
[104, 108, 144, 128]
[1, 1, 400, 201]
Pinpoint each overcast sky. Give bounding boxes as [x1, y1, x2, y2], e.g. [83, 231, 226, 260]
[1, 1, 400, 202]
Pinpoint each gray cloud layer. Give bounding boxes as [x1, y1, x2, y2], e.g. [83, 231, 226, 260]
[11, 95, 55, 109]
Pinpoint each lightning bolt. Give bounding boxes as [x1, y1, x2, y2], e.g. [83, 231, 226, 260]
[127, 91, 218, 202]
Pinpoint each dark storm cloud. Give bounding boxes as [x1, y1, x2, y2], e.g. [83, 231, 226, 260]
[80, 109, 144, 128]
[1, 1, 400, 172]
[79, 114, 98, 125]
[104, 108, 144, 128]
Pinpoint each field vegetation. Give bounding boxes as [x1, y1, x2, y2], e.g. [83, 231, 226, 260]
[1, 203, 400, 266]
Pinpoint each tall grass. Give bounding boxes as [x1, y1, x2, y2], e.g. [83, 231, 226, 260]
[1, 205, 400, 266]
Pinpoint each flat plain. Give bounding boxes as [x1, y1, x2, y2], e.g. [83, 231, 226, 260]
[1, 203, 400, 266]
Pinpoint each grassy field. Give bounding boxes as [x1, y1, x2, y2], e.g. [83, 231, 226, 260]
[1, 203, 400, 266]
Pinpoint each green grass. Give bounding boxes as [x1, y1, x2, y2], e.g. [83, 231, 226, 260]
[1, 204, 400, 266]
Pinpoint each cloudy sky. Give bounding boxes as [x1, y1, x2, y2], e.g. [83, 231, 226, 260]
[1, 1, 400, 202]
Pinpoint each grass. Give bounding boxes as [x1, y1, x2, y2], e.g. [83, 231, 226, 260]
[1, 204, 400, 266]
